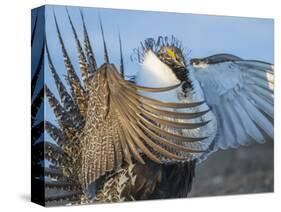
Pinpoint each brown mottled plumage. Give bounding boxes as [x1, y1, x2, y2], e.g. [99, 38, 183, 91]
[33, 8, 206, 205]
[77, 63, 206, 189]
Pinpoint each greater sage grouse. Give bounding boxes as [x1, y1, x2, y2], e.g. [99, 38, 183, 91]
[31, 9, 274, 205]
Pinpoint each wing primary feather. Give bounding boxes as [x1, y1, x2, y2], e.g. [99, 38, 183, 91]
[223, 102, 248, 146]
[138, 123, 206, 153]
[120, 125, 145, 164]
[110, 71, 207, 159]
[218, 111, 237, 148]
[192, 57, 274, 152]
[111, 91, 145, 164]
[119, 96, 204, 157]
[120, 87, 210, 127]
[140, 117, 208, 142]
[142, 104, 211, 120]
[249, 84, 273, 103]
[244, 69, 274, 87]
[112, 126, 123, 167]
[232, 100, 264, 142]
[123, 90, 210, 119]
[108, 70, 208, 141]
[245, 76, 274, 91]
[236, 60, 274, 73]
[107, 81, 161, 163]
[138, 107, 211, 129]
[219, 99, 240, 148]
[111, 95, 156, 163]
[130, 122, 187, 161]
[211, 106, 228, 149]
[140, 93, 205, 108]
[123, 86, 204, 108]
[244, 87, 273, 118]
[116, 127, 132, 164]
[239, 91, 273, 138]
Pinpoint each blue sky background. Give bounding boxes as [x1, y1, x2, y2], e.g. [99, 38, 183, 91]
[41, 4, 274, 133]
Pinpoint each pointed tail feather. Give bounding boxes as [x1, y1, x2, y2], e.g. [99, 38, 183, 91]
[66, 8, 91, 89]
[118, 32, 125, 78]
[99, 14, 109, 63]
[53, 11, 87, 119]
[80, 9, 97, 74]
[45, 41, 83, 127]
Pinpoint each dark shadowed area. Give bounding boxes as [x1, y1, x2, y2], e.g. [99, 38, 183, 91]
[190, 141, 273, 197]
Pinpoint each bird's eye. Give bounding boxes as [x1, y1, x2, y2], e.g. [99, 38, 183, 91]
[166, 54, 172, 59]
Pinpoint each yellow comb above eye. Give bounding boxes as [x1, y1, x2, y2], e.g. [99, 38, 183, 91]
[166, 48, 176, 59]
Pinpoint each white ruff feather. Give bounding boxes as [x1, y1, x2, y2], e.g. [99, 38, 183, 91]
[135, 50, 218, 162]
[136, 50, 180, 88]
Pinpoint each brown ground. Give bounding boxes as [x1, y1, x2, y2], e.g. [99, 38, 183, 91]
[189, 141, 274, 197]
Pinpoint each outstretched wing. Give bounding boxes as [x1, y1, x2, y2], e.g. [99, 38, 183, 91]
[80, 63, 210, 188]
[191, 54, 274, 152]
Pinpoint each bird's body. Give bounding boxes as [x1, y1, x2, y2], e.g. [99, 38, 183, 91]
[93, 46, 274, 202]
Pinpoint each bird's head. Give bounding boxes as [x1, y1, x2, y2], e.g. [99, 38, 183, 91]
[133, 36, 192, 91]
[158, 46, 186, 69]
[157, 46, 187, 82]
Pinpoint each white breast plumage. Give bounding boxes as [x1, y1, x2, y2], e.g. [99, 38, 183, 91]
[135, 50, 218, 161]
